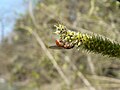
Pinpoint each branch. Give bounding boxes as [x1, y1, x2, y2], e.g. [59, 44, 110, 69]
[27, 1, 70, 86]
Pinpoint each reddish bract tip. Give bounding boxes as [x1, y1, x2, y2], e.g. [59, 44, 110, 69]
[55, 39, 74, 49]
[55, 39, 64, 47]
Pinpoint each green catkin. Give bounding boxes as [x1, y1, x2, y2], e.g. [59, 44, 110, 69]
[54, 24, 120, 58]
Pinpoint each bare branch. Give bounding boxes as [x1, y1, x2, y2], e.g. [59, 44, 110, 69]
[27, 1, 70, 86]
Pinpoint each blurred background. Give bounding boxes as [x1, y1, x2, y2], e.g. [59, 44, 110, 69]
[0, 0, 120, 90]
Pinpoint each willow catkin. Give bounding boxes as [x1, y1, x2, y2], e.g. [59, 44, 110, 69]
[54, 24, 120, 58]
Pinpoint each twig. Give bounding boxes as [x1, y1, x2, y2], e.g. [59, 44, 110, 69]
[27, 1, 70, 86]
[87, 55, 101, 90]
[88, 75, 120, 84]
[89, 0, 95, 16]
[87, 55, 96, 75]
[64, 56, 96, 90]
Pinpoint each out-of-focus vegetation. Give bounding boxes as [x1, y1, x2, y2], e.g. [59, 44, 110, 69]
[0, 0, 120, 90]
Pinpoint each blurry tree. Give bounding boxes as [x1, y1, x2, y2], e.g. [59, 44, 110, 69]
[0, 0, 120, 90]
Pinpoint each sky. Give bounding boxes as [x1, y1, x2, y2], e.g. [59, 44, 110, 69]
[0, 0, 27, 42]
